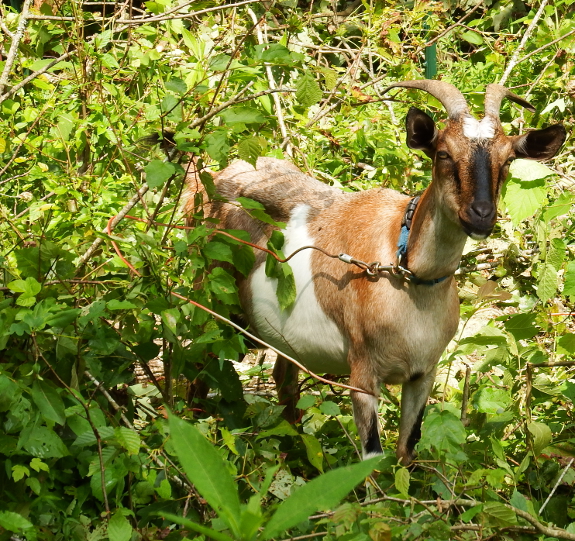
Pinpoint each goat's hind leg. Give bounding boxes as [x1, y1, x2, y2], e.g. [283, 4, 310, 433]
[273, 355, 301, 423]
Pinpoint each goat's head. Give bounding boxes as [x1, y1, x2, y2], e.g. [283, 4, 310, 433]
[384, 80, 566, 239]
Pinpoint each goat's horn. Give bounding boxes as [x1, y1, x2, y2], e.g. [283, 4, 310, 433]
[382, 80, 469, 119]
[484, 83, 536, 117]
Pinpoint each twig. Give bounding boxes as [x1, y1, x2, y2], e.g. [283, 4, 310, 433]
[0, 18, 14, 38]
[76, 184, 149, 269]
[0, 51, 75, 103]
[170, 291, 373, 397]
[540, 457, 575, 514]
[189, 86, 295, 130]
[519, 29, 575, 73]
[415, 1, 485, 53]
[499, 0, 549, 85]
[247, 8, 292, 156]
[0, 0, 32, 99]
[460, 365, 471, 427]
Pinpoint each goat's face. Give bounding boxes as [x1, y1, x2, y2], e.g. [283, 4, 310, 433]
[405, 107, 566, 240]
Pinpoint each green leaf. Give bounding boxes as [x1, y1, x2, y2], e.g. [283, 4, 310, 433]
[31, 380, 66, 426]
[503, 177, 547, 225]
[208, 267, 240, 305]
[510, 159, 555, 182]
[203, 241, 234, 264]
[460, 30, 483, 45]
[276, 263, 296, 311]
[296, 71, 322, 107]
[144, 160, 177, 188]
[418, 408, 467, 463]
[46, 308, 81, 328]
[107, 299, 137, 310]
[503, 313, 538, 341]
[319, 401, 341, 416]
[0, 511, 35, 540]
[21, 426, 69, 458]
[482, 502, 517, 526]
[564, 260, 575, 298]
[168, 414, 241, 536]
[296, 395, 316, 409]
[237, 137, 262, 168]
[472, 386, 511, 414]
[8, 277, 41, 296]
[262, 456, 381, 539]
[537, 263, 558, 303]
[219, 107, 266, 126]
[166, 77, 187, 95]
[205, 130, 230, 163]
[108, 510, 132, 541]
[547, 238, 566, 270]
[543, 192, 573, 222]
[558, 333, 575, 355]
[528, 421, 552, 455]
[301, 434, 324, 472]
[236, 197, 266, 210]
[395, 467, 410, 498]
[115, 427, 140, 455]
[154, 512, 234, 541]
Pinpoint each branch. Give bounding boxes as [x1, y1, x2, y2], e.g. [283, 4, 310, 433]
[499, 0, 549, 85]
[0, 50, 75, 103]
[516, 28, 575, 69]
[76, 183, 149, 270]
[247, 8, 292, 156]
[0, 0, 33, 99]
[189, 86, 295, 130]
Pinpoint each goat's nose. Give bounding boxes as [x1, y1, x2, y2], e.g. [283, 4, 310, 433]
[469, 200, 494, 220]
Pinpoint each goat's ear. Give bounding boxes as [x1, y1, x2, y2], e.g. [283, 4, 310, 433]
[512, 124, 566, 161]
[405, 107, 437, 155]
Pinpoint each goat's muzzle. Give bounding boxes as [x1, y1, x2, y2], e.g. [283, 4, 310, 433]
[460, 200, 497, 240]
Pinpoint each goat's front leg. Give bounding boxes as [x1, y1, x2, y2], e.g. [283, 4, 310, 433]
[396, 369, 436, 465]
[350, 367, 382, 459]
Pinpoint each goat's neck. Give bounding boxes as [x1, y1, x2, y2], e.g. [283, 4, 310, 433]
[406, 185, 468, 280]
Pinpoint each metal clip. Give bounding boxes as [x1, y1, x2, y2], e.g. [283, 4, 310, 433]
[338, 253, 353, 264]
[366, 262, 381, 276]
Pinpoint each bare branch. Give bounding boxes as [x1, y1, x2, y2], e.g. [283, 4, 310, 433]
[0, 50, 75, 103]
[0, 0, 33, 99]
[499, 0, 549, 85]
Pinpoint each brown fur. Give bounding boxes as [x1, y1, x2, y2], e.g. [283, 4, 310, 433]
[183, 107, 565, 464]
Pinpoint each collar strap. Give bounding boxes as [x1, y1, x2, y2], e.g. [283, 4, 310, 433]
[396, 196, 451, 286]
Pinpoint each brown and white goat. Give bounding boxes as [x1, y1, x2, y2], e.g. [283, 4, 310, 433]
[185, 80, 566, 464]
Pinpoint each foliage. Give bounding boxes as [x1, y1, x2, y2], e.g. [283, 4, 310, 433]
[0, 0, 574, 540]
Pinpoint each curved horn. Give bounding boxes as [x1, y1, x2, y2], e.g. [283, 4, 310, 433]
[484, 83, 536, 117]
[382, 80, 469, 119]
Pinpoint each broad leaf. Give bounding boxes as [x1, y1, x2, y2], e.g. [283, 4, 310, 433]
[510, 159, 555, 182]
[237, 136, 262, 167]
[31, 380, 66, 426]
[537, 263, 558, 303]
[564, 260, 575, 298]
[261, 456, 381, 539]
[168, 414, 241, 537]
[296, 71, 322, 107]
[108, 511, 132, 541]
[503, 177, 547, 225]
[144, 160, 177, 188]
[528, 421, 552, 455]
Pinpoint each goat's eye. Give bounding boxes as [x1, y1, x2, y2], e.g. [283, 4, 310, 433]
[437, 151, 450, 160]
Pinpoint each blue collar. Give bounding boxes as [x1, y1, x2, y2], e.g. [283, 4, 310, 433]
[396, 196, 451, 286]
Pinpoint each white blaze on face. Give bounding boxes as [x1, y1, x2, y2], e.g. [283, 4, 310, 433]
[462, 115, 496, 140]
[249, 204, 349, 374]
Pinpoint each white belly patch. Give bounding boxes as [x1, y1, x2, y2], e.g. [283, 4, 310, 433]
[249, 205, 349, 374]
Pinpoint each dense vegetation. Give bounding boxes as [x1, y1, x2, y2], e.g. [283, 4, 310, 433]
[0, 0, 574, 539]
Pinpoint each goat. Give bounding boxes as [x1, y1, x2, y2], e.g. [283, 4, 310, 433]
[184, 80, 566, 464]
